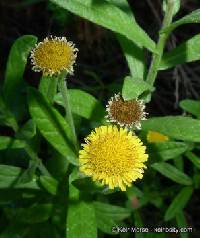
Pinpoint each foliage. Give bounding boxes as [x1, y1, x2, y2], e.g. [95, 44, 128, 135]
[0, 0, 200, 237]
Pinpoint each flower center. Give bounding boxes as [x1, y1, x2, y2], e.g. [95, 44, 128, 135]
[88, 133, 136, 176]
[109, 98, 142, 125]
[33, 40, 74, 73]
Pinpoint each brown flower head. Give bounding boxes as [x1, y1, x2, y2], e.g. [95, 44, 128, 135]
[106, 93, 147, 129]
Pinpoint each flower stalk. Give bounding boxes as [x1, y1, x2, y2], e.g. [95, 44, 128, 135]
[58, 74, 78, 151]
[146, 0, 175, 86]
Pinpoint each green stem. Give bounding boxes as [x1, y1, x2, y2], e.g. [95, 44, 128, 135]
[58, 74, 78, 151]
[47, 77, 58, 104]
[39, 75, 58, 104]
[146, 0, 175, 86]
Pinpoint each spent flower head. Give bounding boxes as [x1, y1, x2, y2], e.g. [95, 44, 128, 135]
[106, 93, 147, 129]
[79, 125, 148, 191]
[30, 36, 78, 76]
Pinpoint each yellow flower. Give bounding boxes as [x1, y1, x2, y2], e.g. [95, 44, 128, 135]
[30, 36, 78, 76]
[147, 131, 169, 143]
[79, 125, 148, 191]
[106, 93, 147, 129]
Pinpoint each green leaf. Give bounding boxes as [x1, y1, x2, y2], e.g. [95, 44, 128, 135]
[50, 0, 155, 52]
[122, 76, 152, 100]
[28, 87, 77, 165]
[108, 0, 133, 16]
[54, 89, 105, 120]
[185, 151, 200, 169]
[96, 215, 120, 235]
[142, 116, 200, 142]
[174, 156, 184, 172]
[0, 137, 25, 150]
[3, 35, 37, 118]
[118, 35, 146, 79]
[0, 165, 39, 189]
[0, 96, 18, 131]
[162, 9, 200, 34]
[4, 203, 52, 224]
[15, 120, 36, 140]
[110, 0, 146, 79]
[179, 99, 200, 118]
[39, 175, 58, 195]
[46, 150, 69, 179]
[94, 201, 130, 221]
[160, 34, 200, 70]
[151, 162, 192, 185]
[164, 187, 193, 221]
[149, 142, 189, 161]
[134, 210, 143, 238]
[94, 201, 128, 235]
[67, 201, 97, 238]
[176, 211, 189, 238]
[72, 178, 104, 193]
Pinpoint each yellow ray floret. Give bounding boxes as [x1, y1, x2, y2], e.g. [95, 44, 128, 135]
[147, 131, 169, 143]
[30, 36, 78, 76]
[79, 125, 148, 191]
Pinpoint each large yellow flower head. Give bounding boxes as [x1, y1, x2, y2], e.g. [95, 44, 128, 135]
[79, 125, 148, 191]
[30, 36, 78, 76]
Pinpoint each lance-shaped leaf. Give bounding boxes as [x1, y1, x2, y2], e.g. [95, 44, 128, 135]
[54, 89, 105, 121]
[176, 211, 189, 238]
[67, 201, 97, 238]
[142, 116, 200, 142]
[0, 137, 25, 150]
[149, 142, 189, 161]
[50, 0, 155, 52]
[179, 99, 200, 118]
[3, 35, 37, 119]
[0, 165, 39, 189]
[185, 151, 200, 169]
[151, 162, 192, 185]
[162, 9, 200, 34]
[122, 76, 152, 100]
[28, 87, 77, 165]
[160, 34, 200, 70]
[111, 0, 146, 79]
[164, 186, 193, 221]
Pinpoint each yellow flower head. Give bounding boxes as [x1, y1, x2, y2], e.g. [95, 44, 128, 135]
[30, 36, 78, 76]
[79, 125, 148, 191]
[147, 131, 169, 143]
[106, 94, 147, 130]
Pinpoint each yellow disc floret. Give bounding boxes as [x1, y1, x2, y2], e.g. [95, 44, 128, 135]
[30, 36, 78, 76]
[79, 125, 148, 191]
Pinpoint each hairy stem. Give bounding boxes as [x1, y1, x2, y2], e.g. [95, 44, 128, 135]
[146, 0, 175, 86]
[39, 75, 58, 104]
[58, 75, 78, 151]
